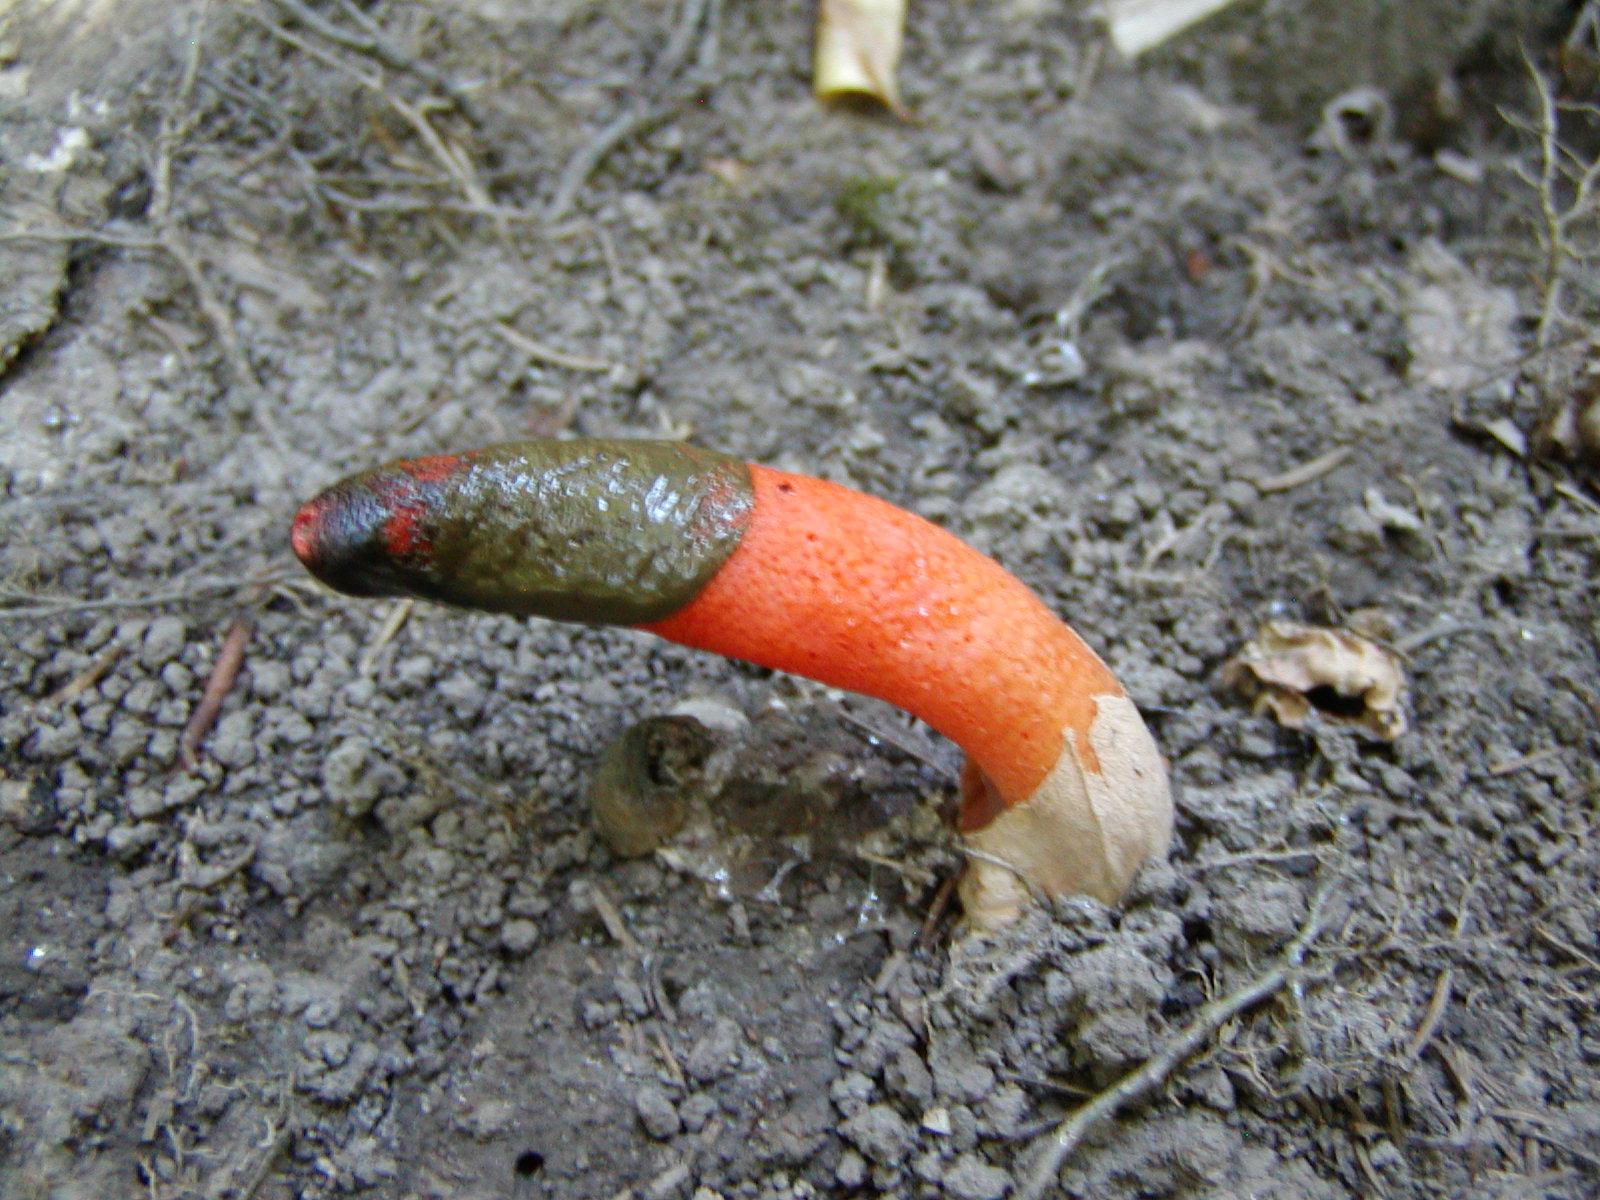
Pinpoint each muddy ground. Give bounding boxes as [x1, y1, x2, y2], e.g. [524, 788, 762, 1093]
[2, 2, 1598, 1198]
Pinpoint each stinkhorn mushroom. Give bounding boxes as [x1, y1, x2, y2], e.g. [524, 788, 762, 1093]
[291, 439, 1172, 927]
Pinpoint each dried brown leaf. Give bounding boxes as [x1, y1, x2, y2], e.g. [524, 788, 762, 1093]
[1223, 620, 1407, 741]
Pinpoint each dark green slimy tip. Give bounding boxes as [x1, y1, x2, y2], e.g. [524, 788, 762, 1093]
[291, 439, 755, 626]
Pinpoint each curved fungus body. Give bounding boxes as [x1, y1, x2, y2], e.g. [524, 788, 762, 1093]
[292, 439, 1173, 928]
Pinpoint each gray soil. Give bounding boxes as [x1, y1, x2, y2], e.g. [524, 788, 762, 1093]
[2, 2, 1598, 1198]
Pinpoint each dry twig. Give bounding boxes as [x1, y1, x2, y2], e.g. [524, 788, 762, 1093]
[584, 881, 644, 955]
[545, 0, 714, 222]
[265, 0, 480, 123]
[179, 618, 254, 772]
[0, 564, 301, 622]
[358, 598, 415, 675]
[491, 322, 616, 373]
[246, 8, 504, 233]
[1252, 446, 1353, 494]
[43, 645, 123, 706]
[1018, 883, 1334, 1200]
[1400, 969, 1455, 1067]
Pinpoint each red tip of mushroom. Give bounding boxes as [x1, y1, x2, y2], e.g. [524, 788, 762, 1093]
[288, 482, 412, 597]
[291, 454, 466, 579]
[290, 499, 323, 566]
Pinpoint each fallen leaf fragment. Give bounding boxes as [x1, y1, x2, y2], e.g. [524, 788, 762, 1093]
[814, 0, 907, 116]
[1223, 620, 1407, 741]
[1104, 0, 1243, 58]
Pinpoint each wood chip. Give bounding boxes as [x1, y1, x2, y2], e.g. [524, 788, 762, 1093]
[1486, 747, 1562, 777]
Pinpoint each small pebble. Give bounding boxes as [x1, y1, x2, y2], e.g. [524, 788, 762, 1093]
[941, 1153, 1011, 1200]
[841, 1103, 914, 1162]
[500, 919, 539, 956]
[686, 1016, 743, 1083]
[140, 617, 187, 669]
[835, 1150, 867, 1189]
[679, 1092, 718, 1133]
[210, 710, 256, 768]
[634, 1083, 681, 1140]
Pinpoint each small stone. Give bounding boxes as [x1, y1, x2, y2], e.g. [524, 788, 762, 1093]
[947, 1106, 980, 1152]
[841, 1103, 914, 1163]
[830, 1070, 875, 1116]
[648, 1162, 691, 1198]
[1186, 1064, 1236, 1112]
[322, 736, 381, 815]
[140, 617, 187, 669]
[941, 1153, 1011, 1200]
[26, 715, 79, 760]
[921, 1106, 952, 1135]
[912, 1151, 945, 1184]
[125, 786, 170, 819]
[457, 1098, 516, 1139]
[438, 671, 485, 719]
[0, 776, 53, 834]
[500, 919, 539, 956]
[274, 711, 314, 745]
[105, 822, 160, 860]
[209, 710, 256, 768]
[249, 660, 290, 698]
[108, 716, 148, 765]
[888, 1047, 935, 1105]
[835, 1150, 867, 1189]
[635, 1083, 682, 1140]
[306, 1030, 352, 1067]
[679, 1092, 718, 1133]
[121, 679, 162, 715]
[303, 998, 340, 1028]
[394, 655, 435, 689]
[580, 998, 618, 1029]
[979, 1085, 1031, 1137]
[686, 1016, 743, 1083]
[931, 1044, 995, 1104]
[615, 973, 650, 1017]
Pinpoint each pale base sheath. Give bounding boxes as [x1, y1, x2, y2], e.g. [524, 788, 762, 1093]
[959, 694, 1174, 929]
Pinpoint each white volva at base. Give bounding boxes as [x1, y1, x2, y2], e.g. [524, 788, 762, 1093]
[958, 694, 1174, 930]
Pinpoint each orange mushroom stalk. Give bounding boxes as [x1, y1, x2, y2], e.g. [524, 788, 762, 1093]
[291, 439, 1172, 927]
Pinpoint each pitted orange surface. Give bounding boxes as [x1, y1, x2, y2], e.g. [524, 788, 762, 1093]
[641, 465, 1122, 822]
